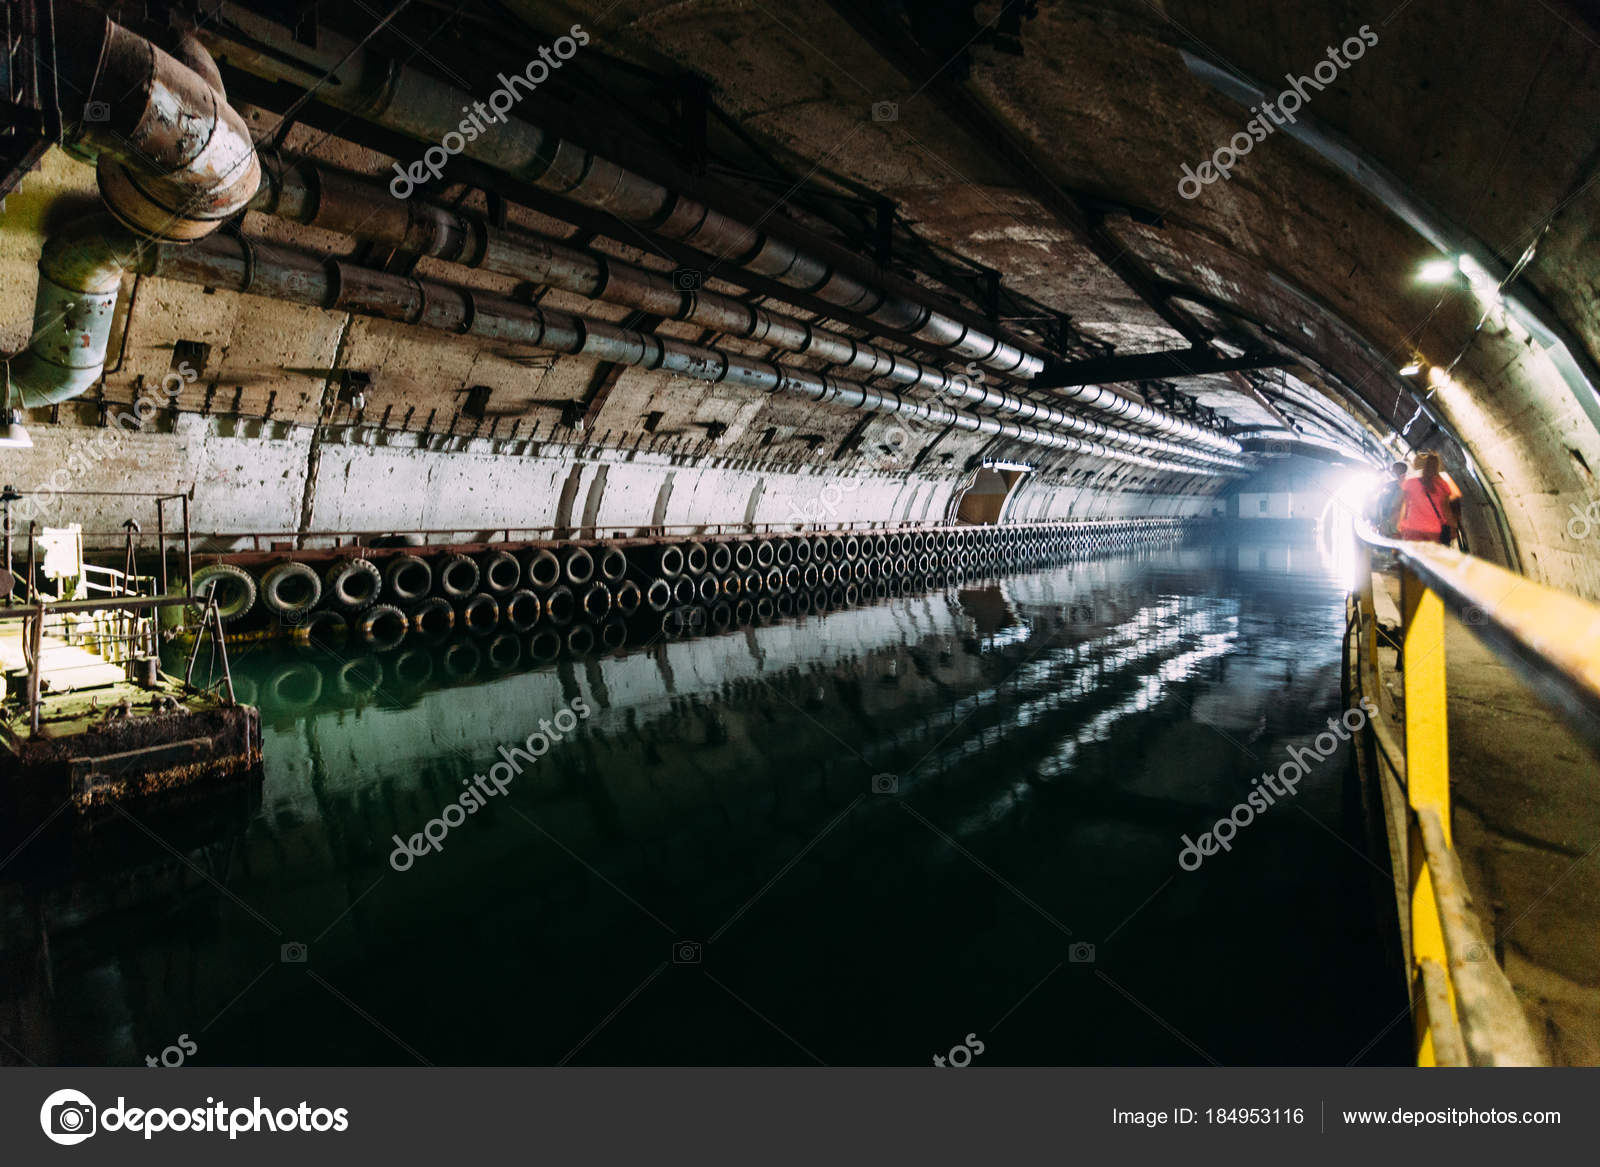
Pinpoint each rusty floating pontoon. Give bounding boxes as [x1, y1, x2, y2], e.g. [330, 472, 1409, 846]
[0, 488, 261, 821]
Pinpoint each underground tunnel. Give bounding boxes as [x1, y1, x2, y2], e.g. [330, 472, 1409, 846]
[1, 0, 1598, 1104]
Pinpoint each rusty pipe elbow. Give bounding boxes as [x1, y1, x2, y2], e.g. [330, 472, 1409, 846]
[79, 17, 260, 241]
[9, 12, 261, 408]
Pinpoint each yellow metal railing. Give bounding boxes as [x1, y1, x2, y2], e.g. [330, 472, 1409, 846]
[1348, 523, 1600, 1066]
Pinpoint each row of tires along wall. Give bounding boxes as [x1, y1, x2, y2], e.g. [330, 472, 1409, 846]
[188, 520, 1197, 653]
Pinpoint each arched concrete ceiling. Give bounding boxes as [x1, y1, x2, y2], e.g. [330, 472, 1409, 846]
[530, 0, 1600, 590]
[2, 1, 1596, 590]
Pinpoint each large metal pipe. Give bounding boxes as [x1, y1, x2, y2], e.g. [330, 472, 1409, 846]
[9, 215, 146, 406]
[250, 152, 1241, 457]
[131, 232, 1241, 474]
[6, 10, 259, 407]
[79, 22, 261, 241]
[198, 4, 1040, 379]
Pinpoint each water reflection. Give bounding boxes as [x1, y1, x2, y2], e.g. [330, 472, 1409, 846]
[0, 539, 1407, 1067]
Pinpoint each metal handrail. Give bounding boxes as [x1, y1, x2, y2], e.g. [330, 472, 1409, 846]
[1348, 519, 1552, 1066]
[1, 488, 196, 608]
[2, 492, 200, 735]
[0, 592, 196, 620]
[1355, 522, 1600, 753]
[68, 515, 1194, 545]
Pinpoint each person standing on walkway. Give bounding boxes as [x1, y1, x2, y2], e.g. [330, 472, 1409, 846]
[1397, 451, 1462, 545]
[1368, 460, 1409, 536]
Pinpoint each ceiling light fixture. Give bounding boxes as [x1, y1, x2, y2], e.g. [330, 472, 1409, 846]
[1417, 258, 1457, 284]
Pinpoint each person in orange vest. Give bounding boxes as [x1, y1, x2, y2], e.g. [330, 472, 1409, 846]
[1396, 451, 1462, 545]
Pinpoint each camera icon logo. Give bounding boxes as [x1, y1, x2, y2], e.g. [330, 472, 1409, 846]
[871, 773, 898, 795]
[1068, 941, 1096, 963]
[82, 101, 111, 123]
[40, 1089, 97, 1145]
[672, 940, 703, 964]
[281, 941, 308, 963]
[871, 100, 898, 123]
[672, 267, 703, 292]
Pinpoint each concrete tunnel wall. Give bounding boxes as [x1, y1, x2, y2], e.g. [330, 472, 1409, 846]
[9, 0, 1598, 590]
[0, 149, 1223, 549]
[542, 0, 1600, 599]
[0, 419, 1218, 552]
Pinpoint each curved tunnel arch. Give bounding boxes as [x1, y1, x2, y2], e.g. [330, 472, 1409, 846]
[1, 0, 1595, 594]
[2, 0, 1597, 1080]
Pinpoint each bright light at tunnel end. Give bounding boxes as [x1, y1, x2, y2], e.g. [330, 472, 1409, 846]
[1318, 466, 1384, 588]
